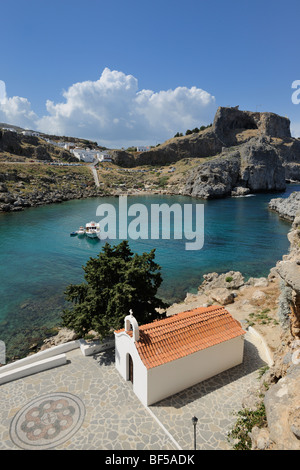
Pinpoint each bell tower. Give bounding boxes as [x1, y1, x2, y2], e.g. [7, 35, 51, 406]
[124, 309, 140, 342]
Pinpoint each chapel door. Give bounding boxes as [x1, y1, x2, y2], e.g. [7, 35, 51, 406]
[128, 354, 133, 384]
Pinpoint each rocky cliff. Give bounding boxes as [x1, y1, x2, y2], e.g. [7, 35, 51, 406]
[111, 106, 300, 198]
[111, 126, 224, 167]
[212, 105, 291, 144]
[269, 191, 300, 222]
[256, 206, 300, 450]
[183, 136, 287, 198]
[183, 108, 300, 199]
[112, 105, 293, 162]
[235, 195, 300, 450]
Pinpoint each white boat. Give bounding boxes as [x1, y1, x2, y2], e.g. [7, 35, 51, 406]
[77, 226, 86, 237]
[85, 221, 100, 238]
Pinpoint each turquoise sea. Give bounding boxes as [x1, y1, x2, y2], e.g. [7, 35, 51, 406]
[0, 186, 298, 360]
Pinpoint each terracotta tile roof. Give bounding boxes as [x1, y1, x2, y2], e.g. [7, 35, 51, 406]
[116, 306, 245, 369]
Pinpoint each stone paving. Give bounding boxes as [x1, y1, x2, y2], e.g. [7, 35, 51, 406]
[0, 331, 267, 450]
[150, 335, 266, 450]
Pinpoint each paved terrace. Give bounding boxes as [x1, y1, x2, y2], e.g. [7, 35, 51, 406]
[0, 331, 267, 450]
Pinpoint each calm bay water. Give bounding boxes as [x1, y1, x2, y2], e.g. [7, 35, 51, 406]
[0, 186, 297, 359]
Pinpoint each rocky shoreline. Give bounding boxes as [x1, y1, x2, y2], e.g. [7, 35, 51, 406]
[183, 136, 287, 199]
[0, 186, 104, 212]
[269, 191, 300, 222]
[0, 164, 104, 213]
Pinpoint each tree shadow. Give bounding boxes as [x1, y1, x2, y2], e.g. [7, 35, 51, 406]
[93, 347, 115, 366]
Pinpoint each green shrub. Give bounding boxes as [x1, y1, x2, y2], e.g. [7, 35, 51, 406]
[156, 175, 170, 188]
[227, 401, 267, 450]
[258, 365, 269, 379]
[225, 276, 233, 282]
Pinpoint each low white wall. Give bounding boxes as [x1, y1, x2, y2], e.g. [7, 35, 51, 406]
[79, 337, 114, 356]
[0, 333, 116, 385]
[248, 326, 274, 366]
[0, 340, 79, 373]
[147, 336, 244, 405]
[0, 333, 116, 384]
[0, 354, 67, 385]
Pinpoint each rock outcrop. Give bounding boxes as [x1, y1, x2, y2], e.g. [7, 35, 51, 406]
[269, 191, 300, 221]
[196, 270, 246, 306]
[212, 105, 291, 145]
[199, 270, 245, 292]
[276, 212, 300, 339]
[263, 361, 300, 450]
[111, 127, 223, 168]
[112, 106, 294, 170]
[183, 136, 286, 198]
[112, 106, 300, 199]
[183, 152, 240, 199]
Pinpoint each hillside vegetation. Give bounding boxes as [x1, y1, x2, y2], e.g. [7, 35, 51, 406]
[0, 162, 100, 211]
[0, 126, 107, 211]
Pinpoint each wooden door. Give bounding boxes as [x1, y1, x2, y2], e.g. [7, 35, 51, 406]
[128, 354, 133, 384]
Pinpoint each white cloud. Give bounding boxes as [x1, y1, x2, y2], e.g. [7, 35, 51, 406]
[0, 69, 216, 147]
[290, 121, 300, 138]
[135, 85, 215, 142]
[37, 68, 141, 145]
[0, 80, 38, 129]
[0, 80, 6, 102]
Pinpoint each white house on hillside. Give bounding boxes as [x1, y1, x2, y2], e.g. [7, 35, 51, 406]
[22, 130, 40, 137]
[97, 152, 112, 163]
[1, 127, 16, 133]
[136, 146, 150, 152]
[64, 143, 76, 151]
[114, 306, 245, 406]
[71, 147, 96, 163]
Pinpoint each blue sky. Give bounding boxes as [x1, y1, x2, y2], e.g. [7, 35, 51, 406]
[1, 0, 300, 147]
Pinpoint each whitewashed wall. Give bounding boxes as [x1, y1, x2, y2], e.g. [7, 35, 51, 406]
[115, 333, 244, 407]
[114, 332, 148, 405]
[146, 336, 245, 405]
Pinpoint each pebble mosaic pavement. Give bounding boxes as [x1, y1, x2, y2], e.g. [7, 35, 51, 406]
[0, 332, 267, 450]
